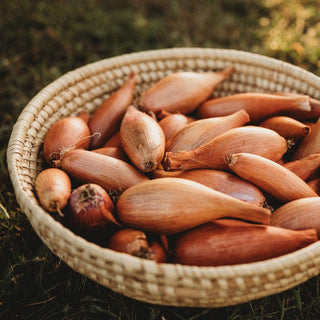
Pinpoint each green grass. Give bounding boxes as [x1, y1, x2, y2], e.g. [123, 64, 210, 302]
[1, 0, 320, 319]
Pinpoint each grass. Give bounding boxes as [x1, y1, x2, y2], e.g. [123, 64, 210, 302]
[1, 0, 320, 319]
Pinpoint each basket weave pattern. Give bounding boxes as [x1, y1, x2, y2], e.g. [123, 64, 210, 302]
[7, 48, 320, 307]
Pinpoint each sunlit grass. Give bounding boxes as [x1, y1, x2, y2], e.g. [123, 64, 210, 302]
[259, 0, 320, 71]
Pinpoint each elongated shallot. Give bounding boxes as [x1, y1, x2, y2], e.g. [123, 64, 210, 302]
[117, 177, 271, 234]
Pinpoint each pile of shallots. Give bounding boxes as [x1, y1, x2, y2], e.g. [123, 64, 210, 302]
[35, 66, 320, 266]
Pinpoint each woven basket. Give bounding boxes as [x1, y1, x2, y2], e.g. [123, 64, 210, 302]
[7, 48, 320, 308]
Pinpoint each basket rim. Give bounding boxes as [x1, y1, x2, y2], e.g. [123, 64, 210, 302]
[7, 47, 320, 307]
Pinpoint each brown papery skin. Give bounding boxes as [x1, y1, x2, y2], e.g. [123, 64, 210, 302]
[197, 92, 311, 123]
[107, 228, 150, 256]
[89, 72, 137, 149]
[163, 126, 287, 171]
[116, 177, 271, 235]
[270, 197, 320, 236]
[149, 164, 185, 179]
[179, 169, 266, 206]
[290, 97, 320, 121]
[158, 113, 194, 141]
[120, 106, 166, 172]
[308, 178, 320, 194]
[92, 146, 129, 162]
[138, 65, 234, 114]
[272, 92, 320, 121]
[166, 110, 250, 152]
[282, 153, 320, 181]
[149, 241, 168, 263]
[172, 219, 318, 266]
[35, 168, 72, 213]
[76, 109, 91, 124]
[103, 131, 122, 148]
[259, 116, 310, 142]
[43, 116, 91, 166]
[60, 149, 149, 193]
[107, 229, 167, 262]
[228, 153, 318, 203]
[292, 117, 320, 160]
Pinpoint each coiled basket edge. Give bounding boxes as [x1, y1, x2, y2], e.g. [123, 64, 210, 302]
[7, 47, 320, 308]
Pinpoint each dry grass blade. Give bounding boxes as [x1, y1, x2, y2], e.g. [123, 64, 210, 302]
[0, 202, 10, 219]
